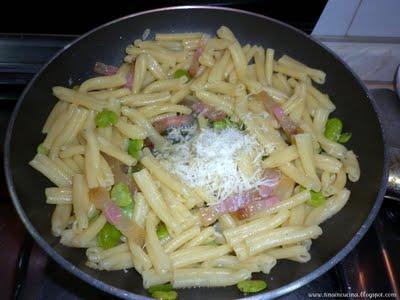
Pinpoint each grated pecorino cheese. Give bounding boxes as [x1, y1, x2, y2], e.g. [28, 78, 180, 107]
[156, 127, 273, 205]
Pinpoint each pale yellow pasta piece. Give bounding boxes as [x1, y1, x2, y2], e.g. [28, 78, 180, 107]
[132, 192, 150, 228]
[42, 104, 75, 149]
[155, 32, 202, 41]
[99, 155, 114, 187]
[51, 157, 75, 178]
[307, 85, 335, 112]
[170, 85, 190, 104]
[254, 46, 266, 85]
[295, 133, 321, 191]
[195, 90, 233, 115]
[114, 119, 147, 140]
[216, 26, 236, 42]
[72, 174, 90, 230]
[143, 77, 187, 94]
[218, 214, 238, 230]
[74, 214, 107, 247]
[265, 48, 275, 86]
[128, 240, 152, 274]
[205, 81, 238, 96]
[250, 190, 311, 220]
[49, 106, 88, 159]
[137, 103, 191, 118]
[208, 50, 231, 83]
[262, 145, 299, 168]
[51, 204, 72, 236]
[144, 212, 171, 274]
[42, 101, 69, 134]
[96, 252, 134, 271]
[89, 88, 131, 100]
[263, 86, 289, 104]
[164, 226, 200, 254]
[29, 154, 72, 187]
[121, 91, 171, 107]
[121, 107, 167, 149]
[342, 150, 360, 182]
[267, 245, 310, 262]
[143, 270, 172, 288]
[140, 155, 201, 208]
[173, 268, 251, 288]
[79, 73, 126, 93]
[288, 204, 306, 226]
[313, 107, 330, 134]
[133, 169, 181, 234]
[315, 154, 343, 173]
[239, 254, 277, 274]
[170, 245, 232, 269]
[274, 64, 308, 82]
[228, 41, 247, 77]
[278, 55, 326, 84]
[83, 129, 101, 188]
[159, 184, 193, 225]
[82, 110, 97, 130]
[245, 225, 322, 256]
[59, 145, 85, 158]
[145, 53, 166, 79]
[136, 39, 183, 51]
[305, 189, 350, 225]
[45, 187, 72, 204]
[149, 113, 177, 124]
[184, 227, 216, 248]
[132, 54, 147, 94]
[279, 162, 317, 191]
[224, 209, 290, 245]
[52, 87, 104, 111]
[73, 154, 85, 171]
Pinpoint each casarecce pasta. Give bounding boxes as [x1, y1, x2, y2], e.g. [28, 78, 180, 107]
[30, 26, 360, 296]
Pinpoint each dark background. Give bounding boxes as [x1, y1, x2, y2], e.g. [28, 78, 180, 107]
[0, 1, 327, 35]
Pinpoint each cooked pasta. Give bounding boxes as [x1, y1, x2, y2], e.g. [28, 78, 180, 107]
[30, 26, 360, 293]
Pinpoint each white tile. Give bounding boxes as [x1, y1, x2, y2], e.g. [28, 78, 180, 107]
[347, 0, 400, 37]
[312, 0, 361, 36]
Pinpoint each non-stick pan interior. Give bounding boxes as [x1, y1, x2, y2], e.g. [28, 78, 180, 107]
[6, 7, 386, 299]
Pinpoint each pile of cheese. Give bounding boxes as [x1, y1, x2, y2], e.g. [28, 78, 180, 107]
[157, 126, 270, 205]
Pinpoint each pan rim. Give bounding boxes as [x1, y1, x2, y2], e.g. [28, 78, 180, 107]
[4, 5, 389, 300]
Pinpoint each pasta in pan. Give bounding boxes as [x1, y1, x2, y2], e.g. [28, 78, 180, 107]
[30, 26, 360, 296]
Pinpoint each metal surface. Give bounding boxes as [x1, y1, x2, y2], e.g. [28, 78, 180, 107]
[396, 65, 400, 97]
[373, 87, 400, 201]
[4, 6, 389, 300]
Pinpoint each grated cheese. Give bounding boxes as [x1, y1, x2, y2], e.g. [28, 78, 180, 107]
[156, 127, 273, 205]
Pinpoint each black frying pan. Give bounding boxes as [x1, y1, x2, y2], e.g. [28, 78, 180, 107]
[4, 6, 388, 300]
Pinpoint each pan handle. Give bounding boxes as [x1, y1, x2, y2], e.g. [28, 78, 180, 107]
[387, 147, 400, 200]
[370, 86, 400, 201]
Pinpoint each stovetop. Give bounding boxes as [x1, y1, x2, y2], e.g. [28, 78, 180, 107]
[1, 3, 399, 300]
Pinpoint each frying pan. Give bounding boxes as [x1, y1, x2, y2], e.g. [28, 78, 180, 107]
[4, 6, 389, 299]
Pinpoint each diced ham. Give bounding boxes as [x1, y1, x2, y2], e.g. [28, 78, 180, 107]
[124, 72, 133, 89]
[199, 168, 282, 225]
[124, 62, 135, 89]
[191, 101, 226, 121]
[89, 187, 145, 246]
[258, 185, 273, 198]
[235, 196, 280, 219]
[143, 138, 154, 149]
[153, 114, 194, 133]
[188, 36, 208, 77]
[103, 201, 122, 224]
[94, 62, 118, 76]
[256, 91, 301, 135]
